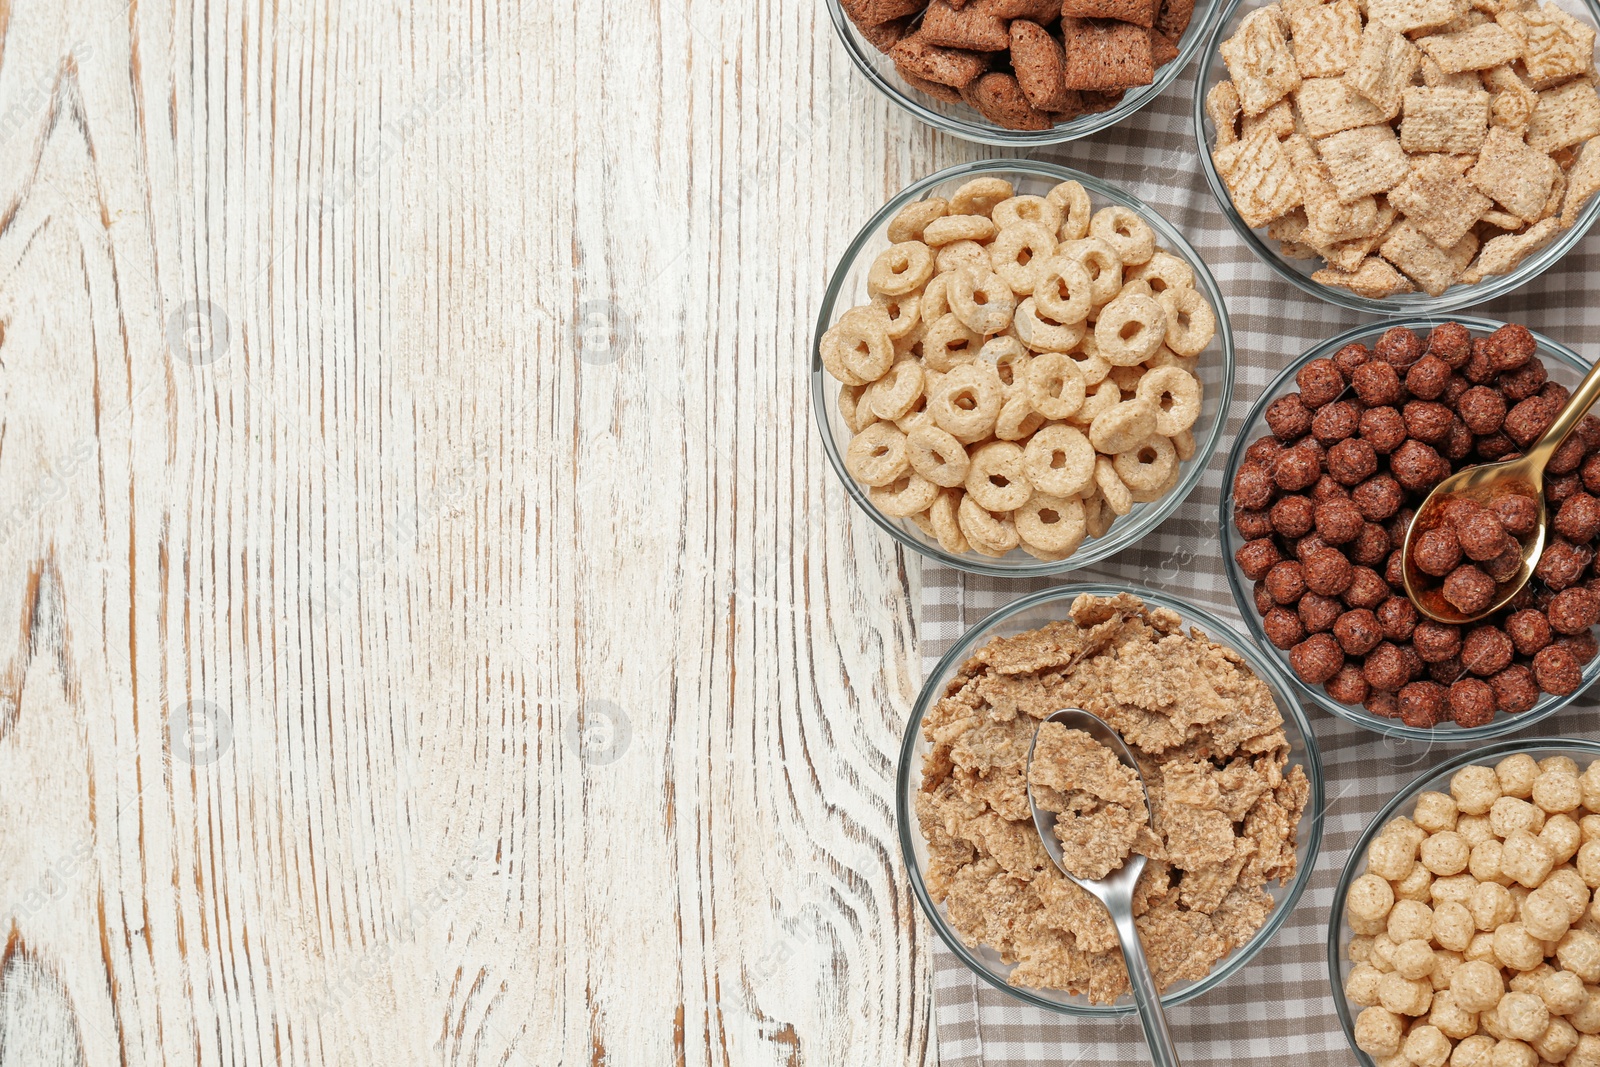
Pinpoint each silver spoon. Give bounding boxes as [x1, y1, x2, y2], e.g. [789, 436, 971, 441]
[1026, 708, 1180, 1067]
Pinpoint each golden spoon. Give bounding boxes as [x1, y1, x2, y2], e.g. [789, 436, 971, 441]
[1402, 358, 1600, 625]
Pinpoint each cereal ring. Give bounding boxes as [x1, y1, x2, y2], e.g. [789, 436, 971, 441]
[1112, 278, 1154, 305]
[871, 291, 921, 340]
[988, 222, 1057, 295]
[1090, 398, 1159, 455]
[1015, 492, 1087, 555]
[870, 472, 939, 517]
[887, 197, 948, 243]
[1108, 363, 1144, 393]
[1095, 455, 1133, 515]
[1031, 255, 1094, 326]
[927, 489, 969, 554]
[1065, 339, 1111, 385]
[892, 319, 926, 359]
[965, 441, 1033, 512]
[957, 495, 1020, 556]
[838, 384, 875, 433]
[929, 363, 1004, 443]
[948, 268, 1017, 336]
[948, 176, 1013, 217]
[922, 312, 984, 372]
[1158, 287, 1216, 358]
[995, 393, 1046, 441]
[1012, 297, 1087, 353]
[1137, 365, 1202, 436]
[1023, 424, 1096, 498]
[845, 423, 910, 486]
[1073, 378, 1121, 428]
[907, 423, 971, 487]
[866, 359, 925, 421]
[1090, 205, 1156, 266]
[1143, 346, 1197, 376]
[1058, 238, 1124, 306]
[920, 272, 951, 321]
[1025, 351, 1088, 420]
[1047, 180, 1092, 241]
[1114, 436, 1178, 493]
[977, 335, 1032, 394]
[909, 509, 935, 539]
[1127, 251, 1195, 294]
[923, 215, 996, 246]
[1171, 427, 1196, 462]
[1083, 488, 1114, 537]
[867, 241, 935, 296]
[935, 239, 989, 276]
[992, 194, 1064, 234]
[821, 306, 894, 385]
[1094, 294, 1168, 366]
[894, 390, 931, 433]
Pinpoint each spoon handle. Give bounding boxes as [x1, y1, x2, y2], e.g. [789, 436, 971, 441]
[1107, 895, 1182, 1067]
[1526, 350, 1600, 472]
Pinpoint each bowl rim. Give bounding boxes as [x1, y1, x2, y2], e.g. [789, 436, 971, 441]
[896, 580, 1327, 1016]
[812, 157, 1238, 577]
[1325, 736, 1600, 1066]
[826, 0, 1225, 146]
[1190, 0, 1600, 315]
[1218, 314, 1600, 742]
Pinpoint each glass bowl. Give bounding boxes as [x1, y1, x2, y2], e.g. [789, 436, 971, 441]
[813, 159, 1236, 577]
[1219, 316, 1600, 743]
[1327, 738, 1600, 1066]
[897, 582, 1326, 1015]
[1192, 0, 1600, 315]
[826, 0, 1225, 145]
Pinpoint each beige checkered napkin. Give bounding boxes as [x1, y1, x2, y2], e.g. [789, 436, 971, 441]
[919, 63, 1600, 1067]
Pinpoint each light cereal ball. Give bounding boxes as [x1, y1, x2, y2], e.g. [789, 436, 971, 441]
[1558, 930, 1600, 983]
[1582, 814, 1600, 844]
[1434, 950, 1465, 992]
[1396, 938, 1439, 980]
[1356, 1005, 1406, 1057]
[1496, 991, 1551, 1040]
[1537, 968, 1587, 1015]
[1578, 841, 1600, 888]
[1466, 931, 1500, 965]
[1535, 771, 1584, 815]
[1493, 798, 1547, 839]
[1388, 815, 1432, 849]
[1487, 1038, 1537, 1067]
[1436, 900, 1477, 952]
[1525, 886, 1576, 942]
[1352, 911, 1390, 936]
[1392, 899, 1437, 943]
[1371, 831, 1422, 882]
[1379, 970, 1435, 1015]
[1350, 935, 1376, 963]
[1434, 874, 1481, 907]
[1541, 756, 1580, 778]
[1494, 923, 1546, 972]
[1580, 762, 1600, 812]
[1459, 814, 1497, 848]
[1372, 933, 1399, 972]
[1544, 868, 1591, 922]
[1498, 754, 1542, 800]
[1455, 960, 1508, 1012]
[1502, 832, 1557, 889]
[1533, 1015, 1581, 1061]
[1398, 864, 1436, 903]
[1417, 791, 1462, 834]
[1425, 832, 1473, 877]
[1472, 882, 1518, 932]
[1473, 840, 1512, 886]
[1455, 765, 1504, 816]
[1543, 815, 1584, 865]
[1404, 1023, 1453, 1067]
[1452, 1034, 1496, 1067]
[1347, 961, 1386, 1006]
[1570, 1033, 1600, 1067]
[1510, 963, 1556, 994]
[1573, 989, 1600, 1034]
[1351, 872, 1397, 924]
[1430, 988, 1481, 1039]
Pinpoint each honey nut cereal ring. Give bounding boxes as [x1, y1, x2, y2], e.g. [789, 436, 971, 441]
[977, 335, 1031, 393]
[1113, 435, 1178, 494]
[1171, 427, 1196, 462]
[922, 312, 984, 372]
[892, 320, 926, 360]
[992, 194, 1064, 235]
[1022, 424, 1096, 498]
[821, 306, 894, 385]
[929, 363, 1004, 443]
[1083, 488, 1114, 537]
[1015, 492, 1087, 555]
[1021, 541, 1074, 562]
[1046, 180, 1093, 241]
[1127, 251, 1195, 294]
[988, 222, 1057, 296]
[870, 471, 939, 517]
[957, 495, 1020, 556]
[1137, 365, 1202, 437]
[936, 239, 990, 276]
[995, 393, 1046, 441]
[1129, 454, 1182, 504]
[949, 176, 1013, 217]
[907, 423, 971, 488]
[1013, 297, 1087, 353]
[866, 359, 926, 422]
[895, 406, 931, 435]
[1095, 454, 1133, 516]
[922, 214, 997, 246]
[1073, 378, 1121, 428]
[1031, 255, 1095, 326]
[1158, 287, 1216, 358]
[838, 384, 875, 433]
[845, 422, 911, 487]
[948, 268, 1017, 336]
[965, 441, 1033, 512]
[1143, 346, 1196, 376]
[921, 272, 951, 321]
[1058, 238, 1124, 306]
[1025, 350, 1088, 420]
[872, 291, 921, 340]
[1089, 397, 1159, 456]
[1094, 293, 1168, 366]
[887, 197, 948, 244]
[1089, 205, 1156, 266]
[868, 241, 935, 296]
[1065, 341, 1111, 386]
[928, 489, 969, 554]
[1113, 278, 1153, 306]
[909, 509, 935, 538]
[1108, 364, 1144, 393]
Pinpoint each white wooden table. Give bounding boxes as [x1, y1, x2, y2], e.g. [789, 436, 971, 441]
[0, 1, 979, 1063]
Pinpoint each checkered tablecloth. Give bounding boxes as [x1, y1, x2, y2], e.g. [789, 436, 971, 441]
[915, 59, 1600, 1067]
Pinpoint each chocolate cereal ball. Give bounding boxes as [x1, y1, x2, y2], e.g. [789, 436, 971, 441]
[1399, 681, 1448, 728]
[1413, 526, 1464, 577]
[1549, 471, 1582, 507]
[1359, 407, 1408, 454]
[1499, 358, 1548, 401]
[1403, 400, 1454, 444]
[1413, 620, 1463, 662]
[1365, 689, 1400, 717]
[1316, 498, 1365, 544]
[1547, 435, 1588, 476]
[1441, 374, 1471, 406]
[1377, 597, 1419, 641]
[1490, 665, 1540, 714]
[1384, 548, 1407, 589]
[1353, 475, 1403, 521]
[1270, 495, 1316, 538]
[1289, 632, 1345, 684]
[1253, 580, 1274, 616]
[1263, 606, 1306, 650]
[1332, 342, 1371, 379]
[1233, 463, 1277, 510]
[1297, 358, 1346, 408]
[1443, 564, 1498, 616]
[1461, 626, 1513, 676]
[1404, 354, 1452, 400]
[1447, 678, 1497, 727]
[1293, 533, 1330, 561]
[1476, 432, 1518, 461]
[1311, 474, 1348, 503]
[1505, 395, 1560, 447]
[1235, 538, 1282, 581]
[1299, 592, 1344, 633]
[1234, 508, 1274, 540]
[1457, 386, 1506, 434]
[1426, 322, 1472, 367]
[1328, 438, 1379, 486]
[1346, 566, 1390, 609]
[1265, 394, 1313, 440]
[1335, 609, 1385, 656]
[1326, 664, 1371, 705]
[1245, 436, 1285, 466]
[1557, 631, 1598, 664]
[1535, 539, 1592, 592]
[1363, 642, 1412, 691]
[1506, 609, 1554, 656]
[1463, 340, 1499, 384]
[1533, 645, 1583, 695]
[1304, 547, 1354, 596]
[1350, 525, 1391, 567]
[1265, 560, 1307, 604]
[1428, 655, 1464, 684]
[1391, 440, 1447, 492]
[1442, 418, 1474, 462]
[1312, 401, 1359, 444]
[1352, 361, 1403, 406]
[1547, 587, 1600, 635]
[1451, 503, 1512, 562]
[1486, 323, 1535, 371]
[1582, 453, 1600, 494]
[1375, 326, 1424, 368]
[1273, 446, 1323, 492]
[1556, 493, 1600, 544]
[1493, 494, 1540, 538]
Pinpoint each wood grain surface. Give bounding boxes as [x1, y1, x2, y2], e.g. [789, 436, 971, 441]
[0, 1, 969, 1063]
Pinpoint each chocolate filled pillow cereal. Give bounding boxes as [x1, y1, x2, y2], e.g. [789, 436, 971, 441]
[917, 593, 1309, 1002]
[823, 177, 1216, 562]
